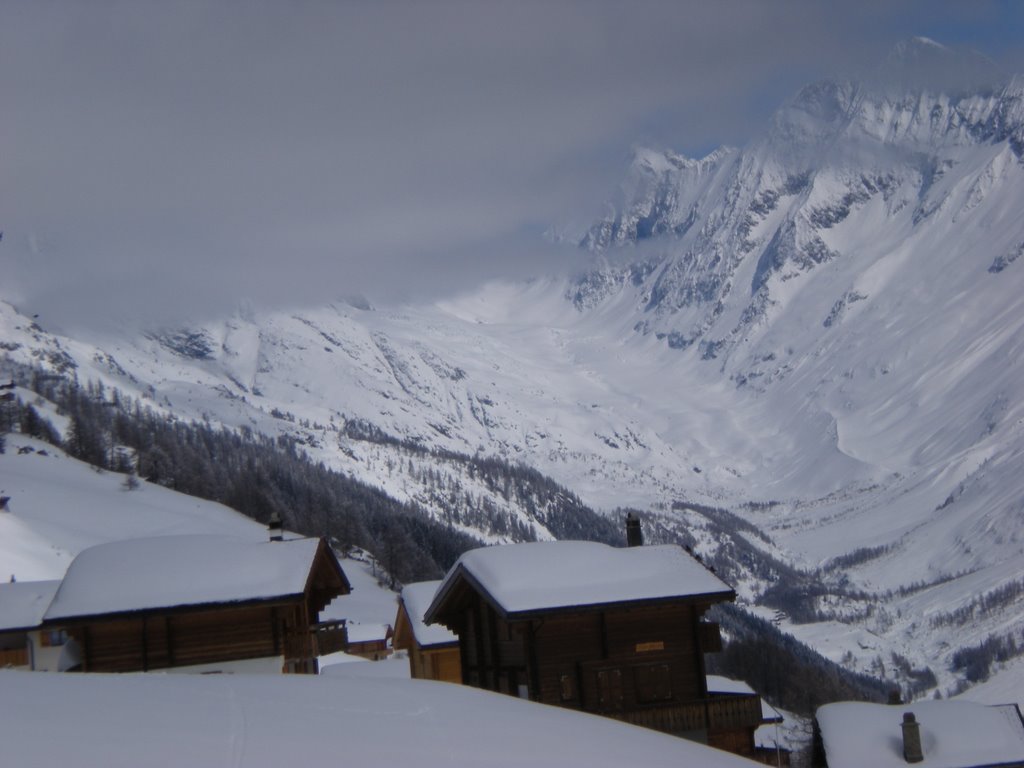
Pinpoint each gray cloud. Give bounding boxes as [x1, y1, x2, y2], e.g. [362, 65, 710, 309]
[0, 1, 1018, 330]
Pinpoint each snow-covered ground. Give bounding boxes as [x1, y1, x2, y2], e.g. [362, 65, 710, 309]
[0, 433, 396, 631]
[0, 670, 760, 767]
[954, 656, 1024, 710]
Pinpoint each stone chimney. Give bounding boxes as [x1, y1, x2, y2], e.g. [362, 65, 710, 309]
[626, 512, 643, 547]
[902, 712, 923, 763]
[268, 511, 283, 542]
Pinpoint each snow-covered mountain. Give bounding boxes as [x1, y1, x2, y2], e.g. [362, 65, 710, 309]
[3, 38, 1023, 702]
[572, 39, 1024, 582]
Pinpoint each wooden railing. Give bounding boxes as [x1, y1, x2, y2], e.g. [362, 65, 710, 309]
[312, 620, 348, 656]
[610, 693, 764, 735]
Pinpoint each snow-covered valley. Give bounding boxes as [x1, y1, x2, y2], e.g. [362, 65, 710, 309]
[3, 39, 1024, 708]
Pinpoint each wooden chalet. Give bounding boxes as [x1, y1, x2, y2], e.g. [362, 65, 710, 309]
[41, 534, 350, 674]
[393, 580, 461, 683]
[0, 580, 63, 670]
[814, 700, 1024, 768]
[344, 622, 393, 661]
[423, 539, 768, 758]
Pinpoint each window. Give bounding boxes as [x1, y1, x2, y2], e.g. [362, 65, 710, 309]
[39, 629, 67, 648]
[559, 673, 575, 701]
[596, 668, 624, 709]
[633, 662, 673, 703]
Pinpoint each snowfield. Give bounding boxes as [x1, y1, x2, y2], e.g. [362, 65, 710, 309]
[0, 671, 760, 767]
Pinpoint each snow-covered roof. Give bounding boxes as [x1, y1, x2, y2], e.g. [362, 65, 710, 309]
[44, 535, 330, 621]
[707, 675, 782, 723]
[427, 541, 733, 621]
[346, 622, 391, 644]
[817, 700, 1024, 768]
[400, 580, 457, 647]
[0, 580, 60, 631]
[0, 670, 762, 767]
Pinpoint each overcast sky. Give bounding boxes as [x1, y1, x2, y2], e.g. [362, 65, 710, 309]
[2, 1, 1023, 331]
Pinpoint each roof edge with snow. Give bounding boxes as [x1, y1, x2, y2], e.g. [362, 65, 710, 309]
[424, 542, 735, 626]
[42, 591, 310, 625]
[43, 535, 348, 623]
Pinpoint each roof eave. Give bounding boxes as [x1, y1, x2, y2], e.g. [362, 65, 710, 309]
[42, 592, 307, 626]
[417, 639, 460, 651]
[499, 588, 736, 621]
[0, 623, 42, 634]
[422, 563, 471, 626]
[302, 538, 352, 605]
[426, 562, 735, 625]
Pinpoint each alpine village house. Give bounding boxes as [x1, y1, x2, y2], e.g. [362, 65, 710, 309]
[3, 528, 350, 674]
[422, 515, 775, 762]
[392, 580, 462, 683]
[2, 510, 784, 762]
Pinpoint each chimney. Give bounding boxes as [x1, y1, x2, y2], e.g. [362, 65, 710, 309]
[626, 512, 643, 547]
[901, 712, 923, 763]
[268, 511, 283, 542]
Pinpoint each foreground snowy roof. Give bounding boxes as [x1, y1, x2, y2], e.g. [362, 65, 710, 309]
[426, 541, 734, 621]
[817, 700, 1024, 768]
[0, 670, 760, 767]
[0, 580, 60, 632]
[44, 535, 328, 621]
[401, 581, 457, 647]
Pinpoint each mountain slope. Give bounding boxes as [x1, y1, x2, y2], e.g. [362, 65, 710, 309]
[3, 41, 1024, 700]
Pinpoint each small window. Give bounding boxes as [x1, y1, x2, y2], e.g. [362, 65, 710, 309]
[596, 668, 624, 709]
[40, 629, 67, 648]
[559, 673, 575, 701]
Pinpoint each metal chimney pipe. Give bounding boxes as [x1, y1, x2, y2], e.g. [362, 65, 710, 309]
[902, 712, 923, 763]
[268, 511, 283, 542]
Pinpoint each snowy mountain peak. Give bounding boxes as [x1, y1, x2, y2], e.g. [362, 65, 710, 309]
[878, 35, 1001, 96]
[891, 35, 950, 60]
[772, 79, 860, 145]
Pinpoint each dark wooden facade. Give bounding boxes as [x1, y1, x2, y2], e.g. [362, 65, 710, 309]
[46, 538, 349, 674]
[428, 574, 764, 755]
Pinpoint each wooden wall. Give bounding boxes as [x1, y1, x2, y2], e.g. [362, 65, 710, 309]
[530, 604, 707, 713]
[410, 646, 461, 683]
[447, 591, 764, 758]
[68, 603, 311, 673]
[456, 597, 717, 718]
[0, 646, 28, 667]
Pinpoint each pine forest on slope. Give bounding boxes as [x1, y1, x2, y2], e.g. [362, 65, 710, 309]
[0, 370, 889, 716]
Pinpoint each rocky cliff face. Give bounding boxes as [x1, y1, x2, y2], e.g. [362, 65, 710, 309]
[576, 44, 1024, 370]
